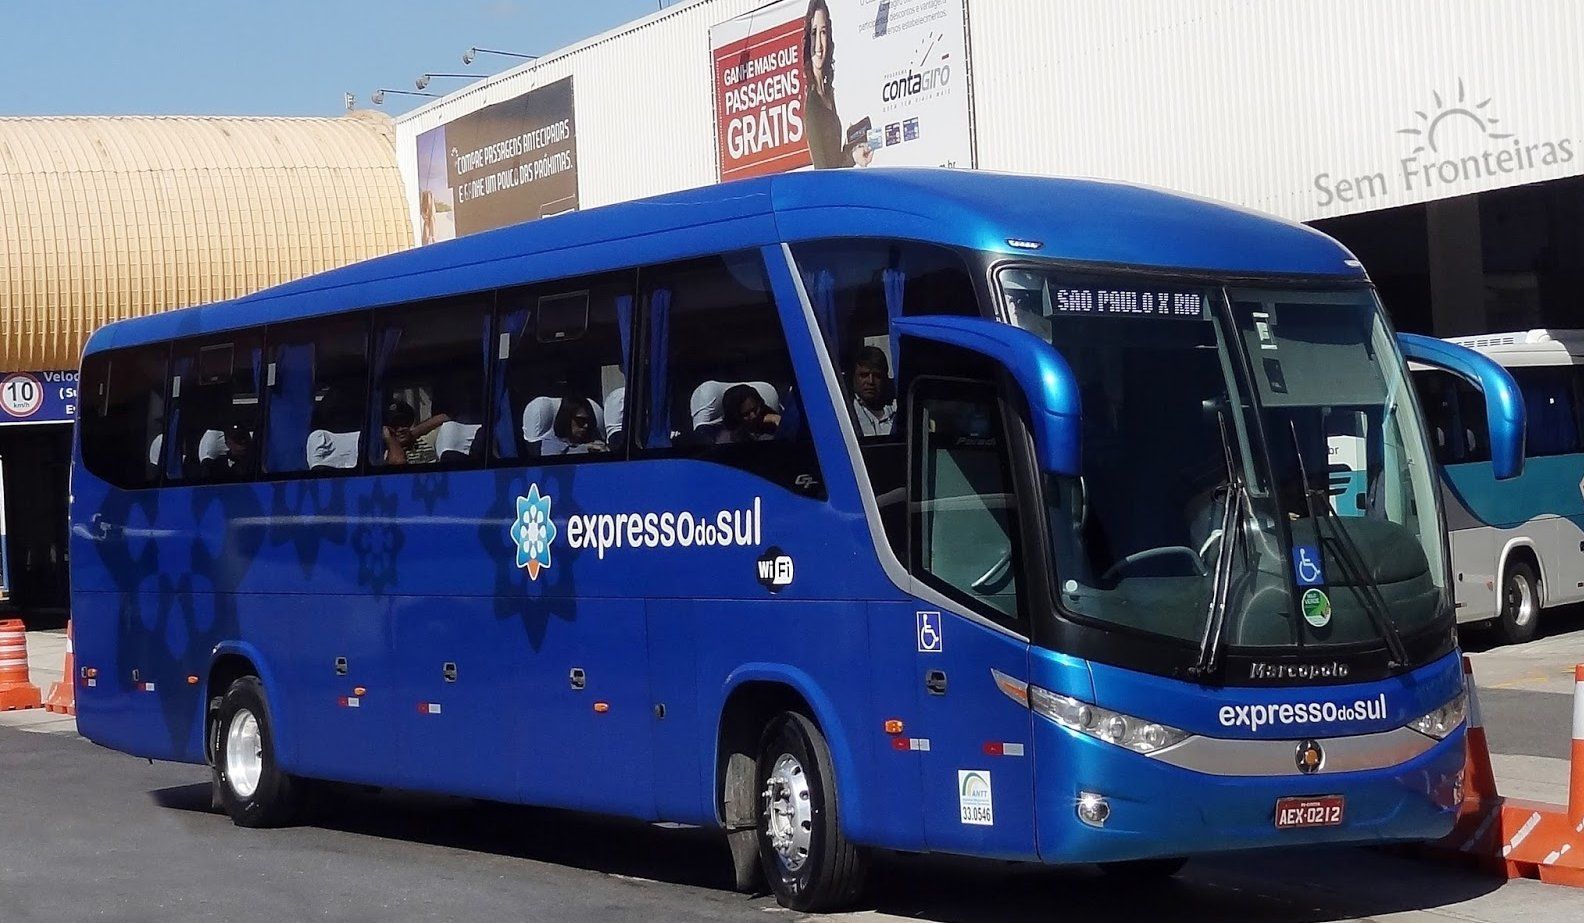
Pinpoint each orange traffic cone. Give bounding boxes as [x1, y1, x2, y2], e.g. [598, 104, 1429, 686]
[0, 618, 42, 711]
[43, 620, 75, 716]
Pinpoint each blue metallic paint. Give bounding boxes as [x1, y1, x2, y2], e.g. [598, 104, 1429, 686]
[73, 168, 1446, 868]
[892, 316, 1082, 476]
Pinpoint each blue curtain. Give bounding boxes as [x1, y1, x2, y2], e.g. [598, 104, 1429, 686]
[492, 306, 530, 459]
[776, 385, 803, 442]
[811, 269, 839, 365]
[646, 288, 672, 449]
[164, 355, 191, 479]
[615, 293, 634, 374]
[366, 325, 404, 464]
[883, 268, 907, 379]
[266, 342, 315, 473]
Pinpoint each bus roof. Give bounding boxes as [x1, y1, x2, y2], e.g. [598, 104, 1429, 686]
[85, 168, 1365, 355]
[1445, 329, 1584, 367]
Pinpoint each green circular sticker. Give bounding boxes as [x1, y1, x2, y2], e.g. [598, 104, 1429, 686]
[1302, 588, 1332, 628]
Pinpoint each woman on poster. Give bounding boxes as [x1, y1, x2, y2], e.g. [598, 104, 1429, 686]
[802, 0, 872, 169]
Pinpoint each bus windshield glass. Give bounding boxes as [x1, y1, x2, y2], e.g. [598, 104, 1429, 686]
[1002, 270, 1448, 658]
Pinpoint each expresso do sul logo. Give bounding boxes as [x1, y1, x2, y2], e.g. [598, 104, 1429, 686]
[1313, 79, 1575, 209]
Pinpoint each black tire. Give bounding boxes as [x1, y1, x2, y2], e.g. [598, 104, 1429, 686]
[212, 676, 304, 828]
[1098, 856, 1189, 879]
[1495, 560, 1540, 646]
[755, 712, 866, 911]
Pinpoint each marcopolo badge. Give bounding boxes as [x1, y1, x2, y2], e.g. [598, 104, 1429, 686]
[1301, 588, 1332, 628]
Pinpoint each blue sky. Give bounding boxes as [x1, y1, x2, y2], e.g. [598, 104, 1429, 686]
[1, 0, 669, 117]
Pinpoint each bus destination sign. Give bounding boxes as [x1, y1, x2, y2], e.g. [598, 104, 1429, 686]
[1053, 286, 1206, 320]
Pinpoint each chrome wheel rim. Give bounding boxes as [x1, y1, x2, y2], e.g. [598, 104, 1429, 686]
[1506, 573, 1536, 628]
[225, 708, 264, 799]
[762, 752, 813, 874]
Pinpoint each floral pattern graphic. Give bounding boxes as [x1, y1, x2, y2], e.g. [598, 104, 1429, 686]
[510, 484, 557, 580]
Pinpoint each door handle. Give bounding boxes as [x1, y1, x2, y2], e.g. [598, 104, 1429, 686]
[925, 669, 947, 696]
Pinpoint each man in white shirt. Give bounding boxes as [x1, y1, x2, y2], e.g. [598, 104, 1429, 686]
[850, 345, 896, 436]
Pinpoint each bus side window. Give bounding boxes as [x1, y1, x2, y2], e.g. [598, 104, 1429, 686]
[166, 333, 264, 483]
[80, 344, 169, 490]
[263, 314, 369, 475]
[1511, 365, 1581, 458]
[636, 251, 825, 498]
[491, 272, 633, 464]
[789, 240, 980, 553]
[909, 377, 1024, 623]
[1411, 368, 1490, 465]
[370, 297, 490, 469]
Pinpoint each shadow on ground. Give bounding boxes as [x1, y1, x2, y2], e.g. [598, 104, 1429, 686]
[152, 780, 1510, 922]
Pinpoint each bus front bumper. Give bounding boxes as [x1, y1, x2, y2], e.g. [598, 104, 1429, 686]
[1033, 719, 1464, 864]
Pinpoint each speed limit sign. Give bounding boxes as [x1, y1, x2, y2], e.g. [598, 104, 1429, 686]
[0, 373, 43, 418]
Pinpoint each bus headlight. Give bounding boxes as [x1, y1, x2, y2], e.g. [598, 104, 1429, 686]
[1407, 690, 1467, 740]
[1029, 685, 1191, 754]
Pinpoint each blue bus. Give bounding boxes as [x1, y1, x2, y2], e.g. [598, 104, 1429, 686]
[70, 169, 1523, 911]
[1414, 329, 1584, 645]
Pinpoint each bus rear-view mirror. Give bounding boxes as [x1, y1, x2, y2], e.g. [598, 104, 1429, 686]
[1397, 332, 1526, 480]
[892, 316, 1081, 477]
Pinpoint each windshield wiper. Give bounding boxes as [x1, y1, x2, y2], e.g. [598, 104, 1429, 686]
[1288, 423, 1409, 666]
[1189, 408, 1249, 680]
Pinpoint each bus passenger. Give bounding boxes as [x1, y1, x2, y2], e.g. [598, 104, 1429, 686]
[719, 384, 781, 444]
[201, 424, 253, 479]
[540, 395, 608, 456]
[382, 400, 449, 466]
[849, 346, 895, 436]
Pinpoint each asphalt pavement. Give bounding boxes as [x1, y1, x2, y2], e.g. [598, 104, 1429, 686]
[2, 620, 1583, 921]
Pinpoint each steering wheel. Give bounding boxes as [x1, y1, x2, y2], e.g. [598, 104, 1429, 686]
[1100, 546, 1208, 583]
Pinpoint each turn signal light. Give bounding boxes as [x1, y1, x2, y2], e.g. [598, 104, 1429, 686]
[353, 686, 367, 696]
[884, 719, 904, 735]
[187, 675, 199, 685]
[594, 701, 610, 713]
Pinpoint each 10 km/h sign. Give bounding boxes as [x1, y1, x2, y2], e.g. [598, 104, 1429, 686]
[0, 371, 78, 424]
[0, 374, 43, 418]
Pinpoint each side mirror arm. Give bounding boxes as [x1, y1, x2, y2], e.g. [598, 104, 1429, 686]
[1397, 332, 1526, 480]
[892, 316, 1081, 476]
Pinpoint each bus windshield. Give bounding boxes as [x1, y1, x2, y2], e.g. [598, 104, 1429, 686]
[1002, 270, 1448, 660]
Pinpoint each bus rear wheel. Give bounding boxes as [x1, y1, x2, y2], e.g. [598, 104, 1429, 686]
[1495, 561, 1540, 646]
[755, 712, 866, 912]
[213, 676, 304, 828]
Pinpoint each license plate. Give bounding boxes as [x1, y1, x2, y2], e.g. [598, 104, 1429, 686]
[1274, 795, 1344, 830]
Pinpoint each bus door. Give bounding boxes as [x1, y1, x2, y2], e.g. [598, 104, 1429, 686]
[907, 376, 1038, 859]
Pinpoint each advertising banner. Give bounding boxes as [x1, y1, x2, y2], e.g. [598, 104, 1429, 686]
[0, 371, 77, 426]
[710, 0, 972, 182]
[415, 76, 579, 243]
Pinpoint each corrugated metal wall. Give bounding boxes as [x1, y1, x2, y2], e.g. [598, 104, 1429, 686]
[968, 0, 1584, 222]
[0, 113, 412, 371]
[398, 0, 1584, 227]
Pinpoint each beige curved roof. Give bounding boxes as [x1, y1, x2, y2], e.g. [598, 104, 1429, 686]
[0, 112, 413, 371]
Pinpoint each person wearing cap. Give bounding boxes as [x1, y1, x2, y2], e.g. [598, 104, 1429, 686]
[202, 423, 253, 479]
[381, 399, 449, 466]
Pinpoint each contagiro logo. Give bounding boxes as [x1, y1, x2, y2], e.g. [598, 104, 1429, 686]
[510, 484, 557, 580]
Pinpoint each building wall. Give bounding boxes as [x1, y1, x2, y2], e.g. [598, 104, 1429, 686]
[398, 0, 1584, 228]
[968, 0, 1584, 222]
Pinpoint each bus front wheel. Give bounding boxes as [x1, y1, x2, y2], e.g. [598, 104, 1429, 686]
[755, 712, 867, 911]
[213, 676, 304, 828]
[1495, 561, 1540, 646]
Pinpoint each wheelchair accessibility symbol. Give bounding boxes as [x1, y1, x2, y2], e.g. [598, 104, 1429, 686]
[1292, 545, 1326, 588]
[917, 611, 943, 653]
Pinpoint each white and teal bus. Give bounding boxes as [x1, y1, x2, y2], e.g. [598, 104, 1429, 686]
[1414, 329, 1584, 645]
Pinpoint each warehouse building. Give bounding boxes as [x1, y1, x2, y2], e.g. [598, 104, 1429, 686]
[396, 0, 1584, 337]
